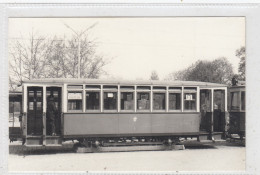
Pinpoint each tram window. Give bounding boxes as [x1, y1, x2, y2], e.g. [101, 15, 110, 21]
[153, 93, 166, 110]
[36, 91, 42, 97]
[184, 93, 196, 110]
[241, 91, 246, 111]
[153, 86, 166, 90]
[9, 102, 14, 113]
[231, 92, 240, 110]
[29, 102, 34, 110]
[121, 86, 135, 90]
[29, 91, 34, 97]
[86, 85, 101, 90]
[137, 86, 151, 90]
[86, 92, 100, 110]
[104, 92, 117, 110]
[36, 102, 42, 110]
[68, 85, 83, 89]
[68, 92, 83, 111]
[169, 93, 181, 110]
[137, 92, 150, 110]
[121, 92, 134, 110]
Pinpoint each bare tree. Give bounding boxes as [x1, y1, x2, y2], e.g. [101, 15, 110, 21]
[46, 35, 108, 79]
[9, 31, 50, 90]
[9, 25, 110, 91]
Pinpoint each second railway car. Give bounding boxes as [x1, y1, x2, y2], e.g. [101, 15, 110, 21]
[19, 78, 228, 146]
[228, 81, 246, 139]
[9, 91, 22, 141]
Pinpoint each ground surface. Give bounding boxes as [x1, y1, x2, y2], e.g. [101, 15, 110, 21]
[8, 141, 245, 172]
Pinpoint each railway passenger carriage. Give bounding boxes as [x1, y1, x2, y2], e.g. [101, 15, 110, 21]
[9, 91, 22, 141]
[228, 81, 246, 139]
[18, 79, 228, 146]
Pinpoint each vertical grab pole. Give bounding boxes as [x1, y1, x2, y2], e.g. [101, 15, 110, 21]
[23, 85, 28, 139]
[101, 85, 103, 113]
[13, 101, 15, 127]
[43, 86, 46, 146]
[166, 86, 169, 112]
[211, 89, 214, 140]
[134, 85, 137, 112]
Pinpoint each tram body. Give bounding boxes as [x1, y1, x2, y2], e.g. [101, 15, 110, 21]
[9, 91, 22, 141]
[228, 82, 246, 138]
[17, 79, 228, 146]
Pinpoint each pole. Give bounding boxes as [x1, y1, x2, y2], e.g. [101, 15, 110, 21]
[13, 101, 14, 127]
[211, 89, 214, 140]
[77, 38, 80, 78]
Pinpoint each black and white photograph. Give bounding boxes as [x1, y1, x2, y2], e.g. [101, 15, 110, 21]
[6, 16, 247, 172]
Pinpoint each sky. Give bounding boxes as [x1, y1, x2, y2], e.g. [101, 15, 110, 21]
[8, 17, 245, 80]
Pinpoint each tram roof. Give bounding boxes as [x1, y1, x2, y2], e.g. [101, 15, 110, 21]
[22, 78, 227, 87]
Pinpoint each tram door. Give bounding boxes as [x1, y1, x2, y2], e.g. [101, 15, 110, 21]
[213, 90, 225, 132]
[46, 87, 62, 135]
[200, 89, 226, 133]
[27, 87, 43, 135]
[200, 90, 212, 132]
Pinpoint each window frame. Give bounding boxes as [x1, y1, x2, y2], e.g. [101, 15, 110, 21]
[120, 89, 135, 112]
[183, 87, 197, 112]
[85, 90, 101, 112]
[103, 87, 118, 112]
[230, 91, 241, 112]
[136, 87, 151, 112]
[168, 88, 182, 112]
[67, 90, 83, 112]
[152, 89, 166, 112]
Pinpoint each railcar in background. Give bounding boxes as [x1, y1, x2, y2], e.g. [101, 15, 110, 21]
[228, 81, 246, 140]
[16, 78, 228, 147]
[9, 91, 22, 141]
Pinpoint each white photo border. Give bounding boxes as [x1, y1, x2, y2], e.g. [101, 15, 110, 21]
[1, 1, 260, 175]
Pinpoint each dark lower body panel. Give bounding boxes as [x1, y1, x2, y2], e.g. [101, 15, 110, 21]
[63, 113, 201, 139]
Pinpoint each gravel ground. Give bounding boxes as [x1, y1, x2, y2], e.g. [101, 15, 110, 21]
[8, 141, 245, 172]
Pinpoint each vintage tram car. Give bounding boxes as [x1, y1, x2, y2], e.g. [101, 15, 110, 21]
[9, 91, 22, 141]
[11, 78, 229, 147]
[228, 81, 246, 139]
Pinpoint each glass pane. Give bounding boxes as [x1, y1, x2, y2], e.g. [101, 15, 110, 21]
[184, 93, 196, 110]
[29, 91, 34, 97]
[68, 100, 82, 110]
[200, 90, 211, 112]
[231, 92, 240, 110]
[169, 93, 181, 110]
[153, 93, 165, 110]
[29, 102, 34, 110]
[37, 102, 42, 110]
[86, 92, 100, 110]
[104, 92, 117, 110]
[214, 90, 225, 111]
[241, 91, 245, 111]
[55, 102, 59, 109]
[86, 85, 101, 89]
[120, 86, 134, 90]
[68, 92, 82, 100]
[53, 91, 58, 98]
[121, 92, 134, 110]
[36, 91, 42, 97]
[9, 102, 14, 113]
[137, 86, 151, 90]
[68, 85, 83, 89]
[137, 92, 150, 110]
[153, 86, 166, 90]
